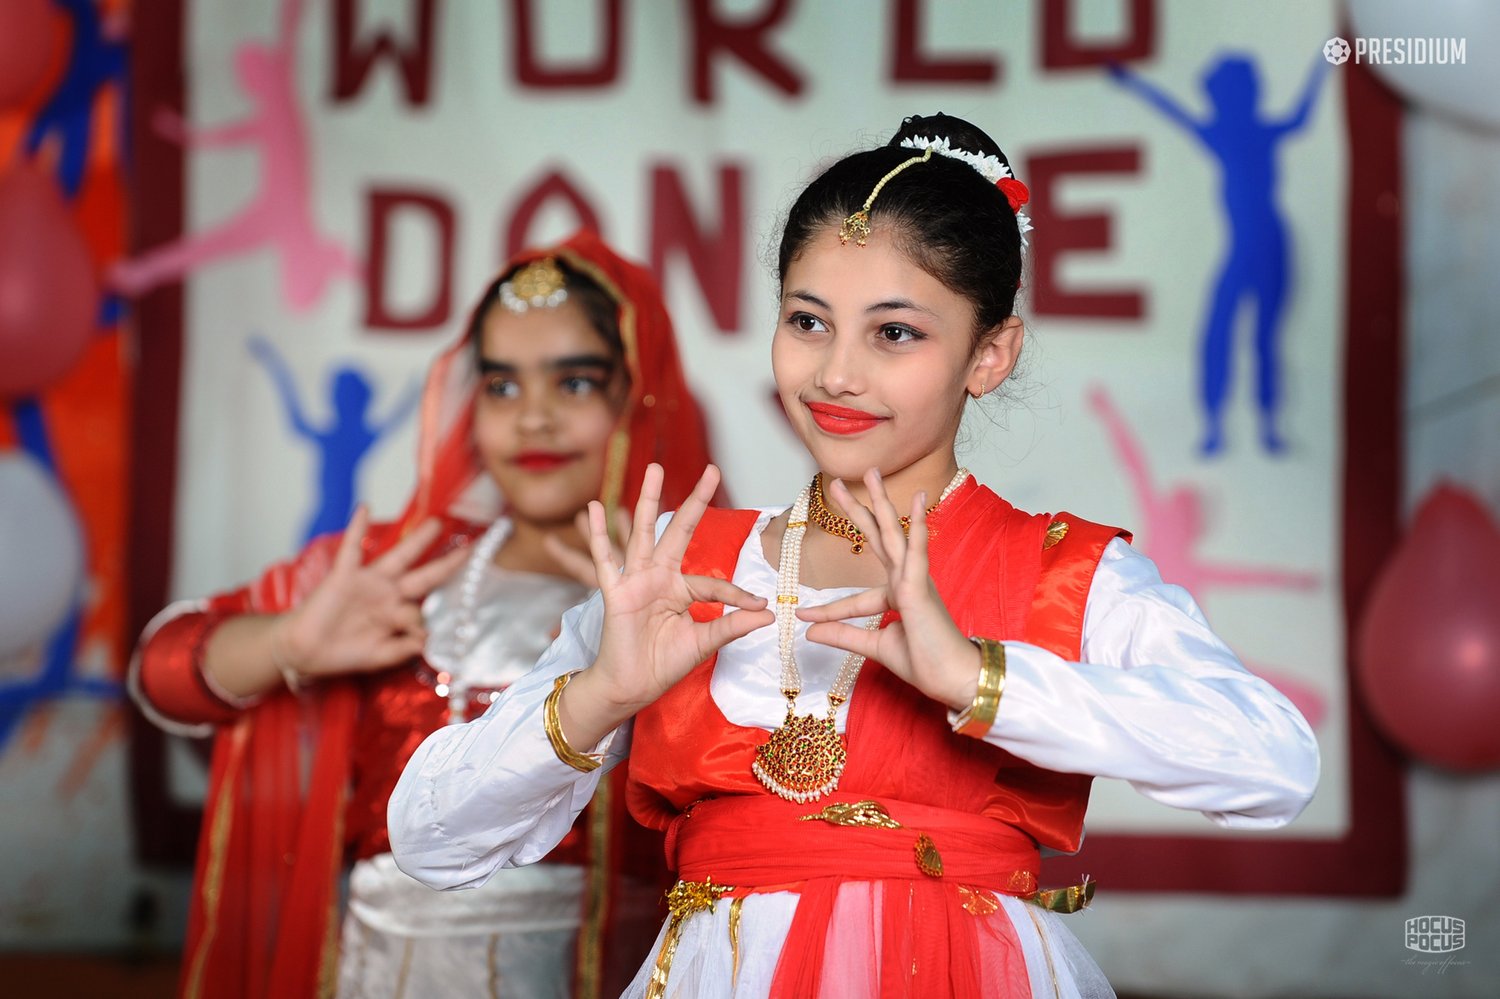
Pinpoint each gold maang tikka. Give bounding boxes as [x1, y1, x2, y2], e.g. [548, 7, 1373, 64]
[499, 257, 569, 312]
[838, 146, 934, 246]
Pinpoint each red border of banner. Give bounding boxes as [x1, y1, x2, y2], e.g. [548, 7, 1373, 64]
[125, 0, 200, 866]
[127, 9, 1407, 894]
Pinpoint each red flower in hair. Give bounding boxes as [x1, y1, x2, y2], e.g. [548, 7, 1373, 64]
[996, 178, 1030, 213]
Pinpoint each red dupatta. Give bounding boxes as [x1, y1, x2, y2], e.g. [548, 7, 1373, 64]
[175, 230, 717, 999]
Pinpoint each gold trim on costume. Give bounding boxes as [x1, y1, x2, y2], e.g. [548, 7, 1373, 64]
[798, 799, 903, 829]
[647, 878, 735, 999]
[576, 772, 611, 999]
[1031, 876, 1096, 914]
[1024, 904, 1065, 999]
[317, 787, 348, 998]
[1044, 519, 1070, 550]
[958, 885, 1001, 916]
[183, 724, 248, 999]
[559, 249, 637, 519]
[915, 833, 944, 878]
[728, 896, 744, 987]
[392, 937, 414, 999]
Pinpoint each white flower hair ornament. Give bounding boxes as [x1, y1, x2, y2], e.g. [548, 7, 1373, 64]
[899, 135, 1033, 247]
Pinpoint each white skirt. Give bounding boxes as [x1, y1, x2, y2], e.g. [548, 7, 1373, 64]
[335, 853, 585, 999]
[620, 886, 1116, 999]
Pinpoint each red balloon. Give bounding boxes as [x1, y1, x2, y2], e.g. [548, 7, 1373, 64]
[0, 164, 98, 400]
[1356, 484, 1500, 771]
[0, 0, 59, 109]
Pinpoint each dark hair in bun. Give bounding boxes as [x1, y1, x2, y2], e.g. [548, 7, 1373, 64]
[776, 112, 1024, 344]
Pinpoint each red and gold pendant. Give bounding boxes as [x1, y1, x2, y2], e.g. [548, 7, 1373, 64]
[751, 707, 847, 803]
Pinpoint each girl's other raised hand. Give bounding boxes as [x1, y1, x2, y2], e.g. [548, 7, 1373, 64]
[795, 469, 980, 712]
[271, 506, 470, 681]
[563, 464, 774, 727]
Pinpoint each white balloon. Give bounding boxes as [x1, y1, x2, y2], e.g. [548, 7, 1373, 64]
[1347, 0, 1500, 132]
[0, 451, 84, 659]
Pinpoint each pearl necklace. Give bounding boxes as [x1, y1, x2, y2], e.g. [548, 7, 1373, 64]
[426, 517, 511, 723]
[751, 467, 969, 803]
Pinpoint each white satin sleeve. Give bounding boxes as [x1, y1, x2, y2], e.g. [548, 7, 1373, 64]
[387, 589, 627, 891]
[977, 538, 1320, 829]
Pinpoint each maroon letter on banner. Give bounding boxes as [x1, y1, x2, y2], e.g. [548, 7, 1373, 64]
[689, 0, 804, 105]
[1026, 148, 1144, 320]
[364, 188, 454, 330]
[649, 164, 745, 333]
[512, 0, 623, 87]
[330, 0, 438, 106]
[506, 172, 604, 260]
[1041, 0, 1155, 69]
[890, 0, 999, 84]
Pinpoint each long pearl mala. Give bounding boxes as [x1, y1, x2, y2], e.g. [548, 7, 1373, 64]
[429, 517, 511, 723]
[752, 467, 970, 802]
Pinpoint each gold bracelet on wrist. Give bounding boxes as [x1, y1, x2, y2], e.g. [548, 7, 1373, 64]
[953, 637, 1006, 738]
[545, 672, 604, 773]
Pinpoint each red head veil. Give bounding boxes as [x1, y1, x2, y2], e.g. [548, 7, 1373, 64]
[404, 227, 721, 529]
[178, 230, 715, 999]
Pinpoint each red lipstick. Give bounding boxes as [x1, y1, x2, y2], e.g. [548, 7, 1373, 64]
[513, 451, 575, 471]
[806, 401, 887, 435]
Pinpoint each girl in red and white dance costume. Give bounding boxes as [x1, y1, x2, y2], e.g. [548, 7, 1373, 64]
[389, 115, 1319, 998]
[132, 231, 712, 999]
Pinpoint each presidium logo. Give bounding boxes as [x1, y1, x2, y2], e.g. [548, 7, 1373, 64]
[1405, 915, 1465, 954]
[1324, 35, 1467, 66]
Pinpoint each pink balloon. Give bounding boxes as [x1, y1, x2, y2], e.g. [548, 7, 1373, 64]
[0, 164, 98, 400]
[0, 0, 58, 109]
[1356, 485, 1500, 771]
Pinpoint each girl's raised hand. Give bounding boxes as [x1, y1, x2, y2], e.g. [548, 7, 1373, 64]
[271, 506, 469, 680]
[795, 469, 980, 712]
[572, 463, 774, 717]
[544, 506, 633, 589]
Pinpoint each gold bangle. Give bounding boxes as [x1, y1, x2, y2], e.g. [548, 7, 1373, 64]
[953, 637, 1006, 738]
[544, 672, 603, 773]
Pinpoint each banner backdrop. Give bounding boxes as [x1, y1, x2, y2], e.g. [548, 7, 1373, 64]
[128, 0, 1405, 897]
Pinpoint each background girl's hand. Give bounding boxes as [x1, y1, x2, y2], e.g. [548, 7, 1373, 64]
[795, 469, 980, 711]
[569, 463, 774, 717]
[271, 506, 469, 680]
[543, 506, 633, 588]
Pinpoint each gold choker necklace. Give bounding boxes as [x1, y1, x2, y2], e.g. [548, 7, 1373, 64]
[806, 469, 968, 554]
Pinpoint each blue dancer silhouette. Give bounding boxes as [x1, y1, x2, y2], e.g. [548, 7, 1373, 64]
[0, 401, 120, 754]
[1108, 55, 1328, 456]
[249, 336, 419, 545]
[25, 0, 129, 199]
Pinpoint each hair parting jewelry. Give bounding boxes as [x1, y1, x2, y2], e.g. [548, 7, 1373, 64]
[838, 146, 934, 246]
[499, 257, 569, 312]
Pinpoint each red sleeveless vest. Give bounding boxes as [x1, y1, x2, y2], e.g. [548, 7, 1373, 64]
[627, 478, 1128, 856]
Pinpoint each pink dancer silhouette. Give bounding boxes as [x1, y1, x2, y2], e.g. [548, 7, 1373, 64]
[111, 0, 354, 310]
[1088, 385, 1326, 727]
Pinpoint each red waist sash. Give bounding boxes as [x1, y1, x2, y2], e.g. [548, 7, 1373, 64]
[659, 793, 1038, 998]
[667, 792, 1040, 898]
